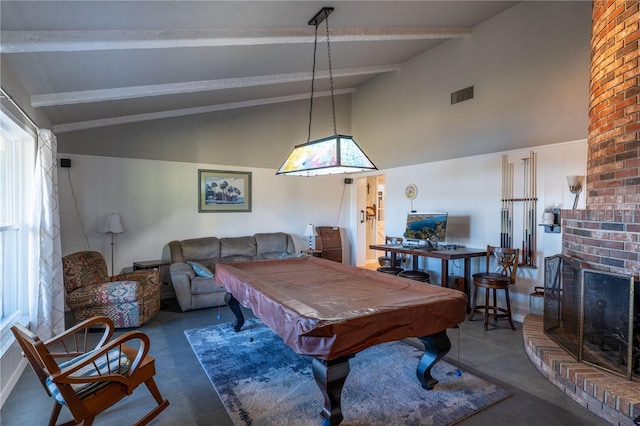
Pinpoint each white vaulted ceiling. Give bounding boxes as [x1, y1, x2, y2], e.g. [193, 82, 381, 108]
[0, 1, 518, 133]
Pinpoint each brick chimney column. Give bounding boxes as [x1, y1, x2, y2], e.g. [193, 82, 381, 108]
[588, 0, 640, 210]
[562, 1, 640, 274]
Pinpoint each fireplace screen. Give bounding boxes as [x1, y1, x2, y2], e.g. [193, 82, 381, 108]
[543, 255, 638, 380]
[543, 255, 582, 359]
[582, 269, 635, 378]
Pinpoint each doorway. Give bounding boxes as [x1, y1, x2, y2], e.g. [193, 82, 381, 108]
[362, 174, 386, 268]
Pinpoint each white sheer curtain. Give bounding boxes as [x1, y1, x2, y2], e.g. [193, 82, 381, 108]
[28, 129, 64, 339]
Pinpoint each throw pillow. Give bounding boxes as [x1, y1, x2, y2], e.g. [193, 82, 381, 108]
[187, 261, 214, 278]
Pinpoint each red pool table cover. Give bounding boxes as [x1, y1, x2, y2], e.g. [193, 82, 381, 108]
[215, 256, 467, 360]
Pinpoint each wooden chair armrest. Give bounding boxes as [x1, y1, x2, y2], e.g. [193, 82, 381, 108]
[44, 316, 114, 358]
[53, 331, 151, 386]
[44, 316, 114, 346]
[100, 331, 151, 375]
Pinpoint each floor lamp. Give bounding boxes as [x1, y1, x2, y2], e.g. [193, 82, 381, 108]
[100, 213, 124, 274]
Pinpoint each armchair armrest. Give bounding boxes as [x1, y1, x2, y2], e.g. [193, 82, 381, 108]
[112, 269, 161, 287]
[170, 262, 196, 312]
[170, 262, 195, 279]
[66, 280, 142, 308]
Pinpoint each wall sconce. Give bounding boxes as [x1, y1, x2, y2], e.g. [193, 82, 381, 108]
[303, 224, 318, 250]
[567, 175, 583, 210]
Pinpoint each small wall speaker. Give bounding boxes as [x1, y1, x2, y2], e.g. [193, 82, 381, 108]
[344, 178, 353, 184]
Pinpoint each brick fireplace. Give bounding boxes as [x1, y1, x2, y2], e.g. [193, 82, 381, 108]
[562, 0, 640, 274]
[523, 2, 640, 425]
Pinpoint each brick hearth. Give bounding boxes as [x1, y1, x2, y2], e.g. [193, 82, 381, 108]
[523, 314, 640, 425]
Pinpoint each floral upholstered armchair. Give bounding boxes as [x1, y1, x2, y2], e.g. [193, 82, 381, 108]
[62, 251, 161, 328]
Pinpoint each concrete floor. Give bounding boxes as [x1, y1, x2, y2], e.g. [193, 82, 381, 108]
[1, 295, 608, 426]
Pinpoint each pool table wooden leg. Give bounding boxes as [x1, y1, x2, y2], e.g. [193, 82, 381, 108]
[224, 292, 244, 332]
[417, 330, 451, 390]
[312, 355, 353, 426]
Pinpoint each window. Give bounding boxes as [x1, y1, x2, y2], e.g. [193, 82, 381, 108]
[0, 106, 35, 340]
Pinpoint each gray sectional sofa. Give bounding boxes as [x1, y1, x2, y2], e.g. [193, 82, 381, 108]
[168, 232, 296, 311]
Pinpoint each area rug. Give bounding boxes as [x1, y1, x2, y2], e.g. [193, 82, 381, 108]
[184, 318, 510, 425]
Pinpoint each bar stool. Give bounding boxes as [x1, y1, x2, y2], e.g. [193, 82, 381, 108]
[398, 270, 430, 282]
[376, 266, 403, 275]
[469, 245, 519, 331]
[378, 236, 404, 268]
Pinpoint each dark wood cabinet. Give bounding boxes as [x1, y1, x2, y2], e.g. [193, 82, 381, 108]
[315, 226, 343, 263]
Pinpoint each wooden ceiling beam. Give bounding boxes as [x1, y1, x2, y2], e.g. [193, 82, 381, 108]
[32, 64, 401, 107]
[1, 27, 471, 53]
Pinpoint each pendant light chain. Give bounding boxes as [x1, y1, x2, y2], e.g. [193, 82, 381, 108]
[276, 7, 378, 176]
[324, 11, 337, 136]
[307, 24, 319, 143]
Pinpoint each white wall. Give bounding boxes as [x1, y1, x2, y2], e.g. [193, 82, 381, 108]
[58, 154, 354, 272]
[362, 139, 587, 322]
[352, 1, 591, 170]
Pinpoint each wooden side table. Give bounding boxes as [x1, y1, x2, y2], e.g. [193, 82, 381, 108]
[133, 260, 173, 301]
[301, 250, 322, 257]
[133, 259, 170, 270]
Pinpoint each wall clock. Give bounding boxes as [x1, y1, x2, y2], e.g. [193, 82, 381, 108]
[404, 183, 418, 200]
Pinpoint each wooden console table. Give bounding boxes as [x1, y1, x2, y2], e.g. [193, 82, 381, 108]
[368, 244, 486, 299]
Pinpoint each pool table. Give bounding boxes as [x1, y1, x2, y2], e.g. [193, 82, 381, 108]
[215, 256, 467, 425]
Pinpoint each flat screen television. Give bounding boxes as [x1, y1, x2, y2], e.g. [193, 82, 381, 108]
[404, 212, 448, 243]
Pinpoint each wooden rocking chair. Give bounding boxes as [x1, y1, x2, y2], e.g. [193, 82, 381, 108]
[11, 316, 169, 426]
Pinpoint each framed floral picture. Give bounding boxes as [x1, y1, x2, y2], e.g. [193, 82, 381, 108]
[198, 169, 252, 212]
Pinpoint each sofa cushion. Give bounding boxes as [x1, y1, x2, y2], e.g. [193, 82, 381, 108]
[181, 237, 221, 261]
[255, 232, 289, 256]
[261, 252, 289, 259]
[220, 255, 256, 262]
[187, 261, 214, 278]
[220, 236, 257, 258]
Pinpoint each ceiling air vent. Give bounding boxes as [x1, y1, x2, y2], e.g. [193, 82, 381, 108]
[450, 86, 474, 105]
